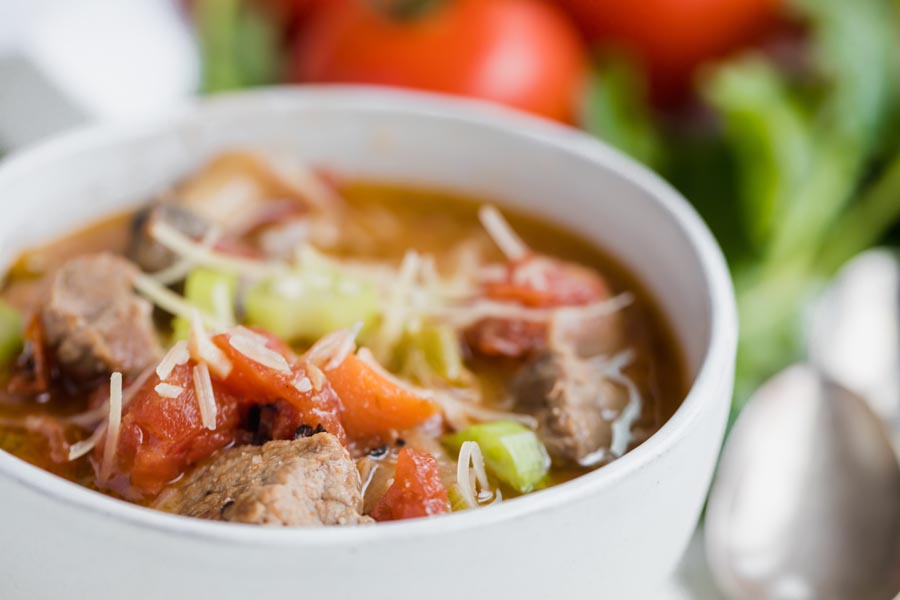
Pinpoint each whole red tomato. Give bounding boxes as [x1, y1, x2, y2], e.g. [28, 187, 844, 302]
[557, 0, 783, 102]
[288, 0, 588, 122]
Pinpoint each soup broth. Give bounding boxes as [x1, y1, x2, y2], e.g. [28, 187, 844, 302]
[0, 153, 684, 524]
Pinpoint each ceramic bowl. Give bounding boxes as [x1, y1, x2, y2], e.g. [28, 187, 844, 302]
[0, 88, 736, 600]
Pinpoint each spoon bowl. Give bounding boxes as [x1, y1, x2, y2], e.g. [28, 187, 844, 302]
[809, 249, 900, 440]
[706, 364, 900, 599]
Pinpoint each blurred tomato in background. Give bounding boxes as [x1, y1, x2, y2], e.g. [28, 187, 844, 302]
[288, 0, 587, 123]
[188, 0, 789, 121]
[557, 0, 784, 103]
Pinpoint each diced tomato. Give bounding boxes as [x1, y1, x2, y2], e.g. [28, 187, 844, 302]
[103, 363, 241, 497]
[484, 255, 609, 308]
[212, 332, 347, 445]
[467, 255, 609, 358]
[464, 319, 547, 358]
[325, 354, 439, 443]
[370, 449, 450, 521]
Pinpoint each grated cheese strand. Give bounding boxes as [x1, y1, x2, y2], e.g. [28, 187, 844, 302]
[154, 383, 184, 399]
[305, 324, 362, 370]
[456, 441, 494, 509]
[151, 225, 222, 285]
[192, 363, 218, 430]
[369, 251, 421, 361]
[188, 310, 233, 379]
[134, 274, 225, 330]
[229, 334, 291, 374]
[149, 220, 289, 279]
[292, 374, 313, 393]
[478, 205, 528, 261]
[307, 363, 326, 391]
[99, 372, 123, 481]
[433, 292, 634, 329]
[155, 340, 190, 381]
[66, 367, 156, 459]
[67, 424, 107, 461]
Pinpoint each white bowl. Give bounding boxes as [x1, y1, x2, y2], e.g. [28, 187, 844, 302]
[0, 88, 736, 599]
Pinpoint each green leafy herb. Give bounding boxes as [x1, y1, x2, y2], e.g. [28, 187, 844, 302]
[196, 0, 281, 93]
[581, 56, 664, 169]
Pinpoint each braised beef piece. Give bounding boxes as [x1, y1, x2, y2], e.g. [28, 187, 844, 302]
[155, 434, 373, 526]
[41, 253, 161, 381]
[128, 204, 209, 273]
[511, 350, 626, 465]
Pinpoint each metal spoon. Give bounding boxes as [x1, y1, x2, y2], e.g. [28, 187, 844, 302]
[808, 249, 900, 444]
[705, 364, 900, 599]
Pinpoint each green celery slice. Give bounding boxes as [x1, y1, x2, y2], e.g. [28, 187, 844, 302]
[244, 269, 379, 343]
[172, 268, 238, 340]
[444, 421, 549, 494]
[0, 300, 23, 365]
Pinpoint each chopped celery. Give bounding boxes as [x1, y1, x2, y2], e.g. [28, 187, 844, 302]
[172, 269, 238, 340]
[244, 268, 379, 343]
[0, 300, 23, 365]
[444, 421, 549, 494]
[447, 486, 471, 512]
[401, 322, 466, 383]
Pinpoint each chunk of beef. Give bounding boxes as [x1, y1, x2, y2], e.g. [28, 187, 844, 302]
[129, 204, 210, 273]
[156, 434, 373, 526]
[511, 350, 628, 465]
[41, 253, 161, 380]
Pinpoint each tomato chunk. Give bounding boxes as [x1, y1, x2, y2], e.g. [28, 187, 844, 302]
[484, 255, 609, 308]
[467, 255, 609, 358]
[212, 332, 347, 445]
[370, 449, 450, 521]
[325, 353, 439, 442]
[103, 363, 241, 498]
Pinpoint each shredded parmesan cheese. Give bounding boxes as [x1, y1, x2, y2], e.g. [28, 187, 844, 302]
[66, 366, 155, 432]
[99, 372, 123, 481]
[188, 310, 233, 378]
[432, 293, 634, 329]
[67, 425, 106, 461]
[456, 441, 495, 509]
[307, 363, 326, 391]
[156, 340, 190, 381]
[149, 220, 289, 279]
[134, 274, 225, 330]
[229, 333, 291, 373]
[192, 363, 218, 430]
[369, 251, 421, 361]
[154, 383, 184, 399]
[305, 324, 362, 370]
[292, 374, 313, 393]
[152, 225, 222, 285]
[232, 325, 270, 345]
[478, 205, 528, 261]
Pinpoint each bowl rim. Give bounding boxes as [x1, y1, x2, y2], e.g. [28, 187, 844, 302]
[0, 86, 737, 546]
